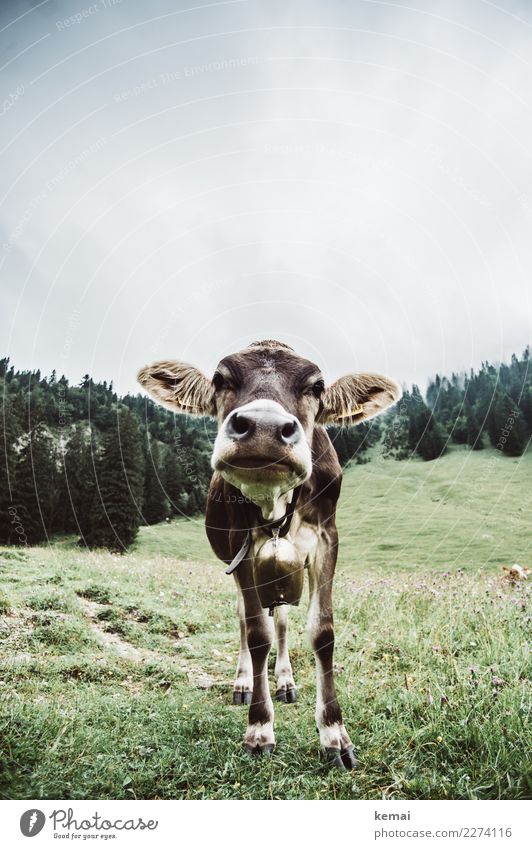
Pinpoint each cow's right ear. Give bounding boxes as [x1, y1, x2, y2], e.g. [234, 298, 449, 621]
[137, 360, 215, 416]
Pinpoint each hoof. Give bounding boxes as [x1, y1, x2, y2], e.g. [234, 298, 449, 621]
[244, 742, 275, 756]
[232, 691, 252, 705]
[321, 745, 357, 771]
[321, 747, 347, 771]
[341, 745, 358, 770]
[275, 687, 297, 704]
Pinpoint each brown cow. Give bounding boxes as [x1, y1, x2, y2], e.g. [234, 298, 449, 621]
[138, 340, 401, 768]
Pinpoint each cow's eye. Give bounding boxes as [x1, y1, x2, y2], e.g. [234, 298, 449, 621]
[213, 371, 234, 391]
[308, 379, 325, 398]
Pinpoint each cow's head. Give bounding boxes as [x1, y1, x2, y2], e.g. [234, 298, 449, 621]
[138, 340, 401, 512]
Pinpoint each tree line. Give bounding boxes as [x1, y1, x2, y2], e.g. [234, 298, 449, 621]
[0, 349, 530, 550]
[381, 348, 531, 461]
[0, 360, 215, 551]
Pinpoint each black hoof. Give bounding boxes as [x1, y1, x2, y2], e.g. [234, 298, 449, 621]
[275, 687, 297, 703]
[244, 743, 275, 756]
[232, 691, 252, 705]
[341, 745, 358, 770]
[321, 747, 347, 770]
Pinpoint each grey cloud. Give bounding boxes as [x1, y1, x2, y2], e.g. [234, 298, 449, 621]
[1, 0, 531, 392]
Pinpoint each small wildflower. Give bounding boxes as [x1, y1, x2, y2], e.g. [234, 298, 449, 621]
[233, 782, 241, 789]
[436, 735, 443, 744]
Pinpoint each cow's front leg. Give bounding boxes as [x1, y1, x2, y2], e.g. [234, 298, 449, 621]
[274, 605, 297, 702]
[237, 569, 275, 754]
[232, 591, 253, 705]
[308, 538, 357, 771]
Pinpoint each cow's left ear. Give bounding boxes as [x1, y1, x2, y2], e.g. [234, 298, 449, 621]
[137, 360, 215, 416]
[320, 373, 402, 424]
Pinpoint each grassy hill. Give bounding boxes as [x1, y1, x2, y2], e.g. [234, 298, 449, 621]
[135, 445, 531, 572]
[0, 448, 530, 800]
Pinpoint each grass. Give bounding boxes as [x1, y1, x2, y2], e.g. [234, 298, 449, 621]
[0, 447, 530, 800]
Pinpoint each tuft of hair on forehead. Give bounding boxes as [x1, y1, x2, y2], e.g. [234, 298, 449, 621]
[248, 339, 294, 351]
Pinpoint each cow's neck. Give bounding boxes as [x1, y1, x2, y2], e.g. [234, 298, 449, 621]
[237, 482, 293, 521]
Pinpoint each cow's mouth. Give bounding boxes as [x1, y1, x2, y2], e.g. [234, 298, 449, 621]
[219, 455, 295, 474]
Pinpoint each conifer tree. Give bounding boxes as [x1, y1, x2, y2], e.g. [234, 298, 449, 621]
[11, 423, 57, 544]
[142, 437, 169, 525]
[58, 424, 98, 539]
[163, 450, 186, 516]
[493, 395, 528, 456]
[85, 407, 144, 551]
[466, 405, 483, 450]
[0, 395, 23, 542]
[408, 386, 447, 460]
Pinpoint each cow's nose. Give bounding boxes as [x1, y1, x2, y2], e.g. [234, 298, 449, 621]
[225, 407, 302, 446]
[279, 419, 300, 446]
[226, 412, 256, 441]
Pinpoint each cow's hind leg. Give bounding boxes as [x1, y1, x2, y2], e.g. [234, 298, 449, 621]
[237, 572, 275, 754]
[274, 606, 297, 703]
[308, 546, 357, 771]
[232, 591, 253, 705]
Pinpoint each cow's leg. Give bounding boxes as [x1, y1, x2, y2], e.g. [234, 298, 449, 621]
[307, 538, 357, 770]
[274, 606, 297, 703]
[237, 569, 275, 754]
[232, 591, 253, 705]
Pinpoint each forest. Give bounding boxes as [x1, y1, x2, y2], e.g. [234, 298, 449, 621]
[0, 348, 530, 551]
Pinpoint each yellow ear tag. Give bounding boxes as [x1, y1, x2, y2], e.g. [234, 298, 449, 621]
[338, 404, 365, 419]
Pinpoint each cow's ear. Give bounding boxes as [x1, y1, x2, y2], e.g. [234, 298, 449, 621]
[137, 360, 215, 416]
[320, 372, 402, 424]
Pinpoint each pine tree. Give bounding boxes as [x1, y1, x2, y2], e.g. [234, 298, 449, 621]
[142, 438, 169, 524]
[11, 423, 57, 544]
[85, 407, 145, 551]
[408, 387, 447, 460]
[0, 395, 23, 543]
[466, 405, 483, 450]
[493, 395, 527, 456]
[58, 424, 98, 539]
[163, 450, 186, 516]
[451, 407, 468, 444]
[382, 393, 411, 459]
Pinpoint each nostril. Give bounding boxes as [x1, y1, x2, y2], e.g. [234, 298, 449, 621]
[228, 413, 251, 438]
[280, 420, 298, 442]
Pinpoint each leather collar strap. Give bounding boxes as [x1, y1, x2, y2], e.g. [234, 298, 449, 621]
[224, 486, 302, 575]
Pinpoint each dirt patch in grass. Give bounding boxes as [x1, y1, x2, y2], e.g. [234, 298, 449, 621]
[78, 598, 160, 662]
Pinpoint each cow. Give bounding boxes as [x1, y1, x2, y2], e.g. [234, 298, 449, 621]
[138, 340, 401, 769]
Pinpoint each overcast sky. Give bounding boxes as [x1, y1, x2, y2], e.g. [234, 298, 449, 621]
[1, 0, 531, 394]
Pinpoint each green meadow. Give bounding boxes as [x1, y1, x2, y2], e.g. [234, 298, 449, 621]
[0, 447, 530, 800]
